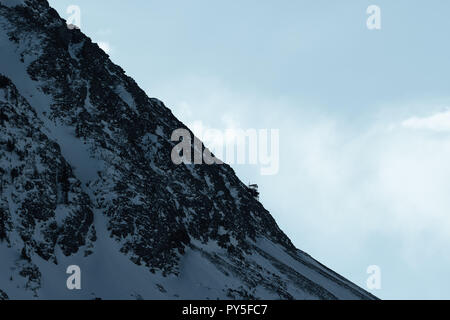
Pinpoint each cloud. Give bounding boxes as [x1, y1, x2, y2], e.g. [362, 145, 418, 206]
[402, 109, 450, 132]
[97, 41, 112, 54]
[149, 75, 450, 297]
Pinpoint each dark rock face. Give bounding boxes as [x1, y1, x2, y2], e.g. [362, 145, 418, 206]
[0, 0, 377, 300]
[0, 76, 95, 263]
[0, 289, 8, 300]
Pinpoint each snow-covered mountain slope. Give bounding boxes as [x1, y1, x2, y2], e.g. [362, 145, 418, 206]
[0, 0, 377, 300]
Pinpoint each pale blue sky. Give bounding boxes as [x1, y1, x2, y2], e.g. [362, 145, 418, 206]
[50, 0, 450, 299]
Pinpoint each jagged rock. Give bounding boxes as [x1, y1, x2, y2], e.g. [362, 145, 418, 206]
[0, 289, 8, 300]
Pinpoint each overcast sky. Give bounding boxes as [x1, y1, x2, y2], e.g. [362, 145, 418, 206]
[49, 0, 450, 299]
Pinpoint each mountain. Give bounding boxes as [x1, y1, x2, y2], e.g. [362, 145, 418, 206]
[0, 0, 376, 300]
